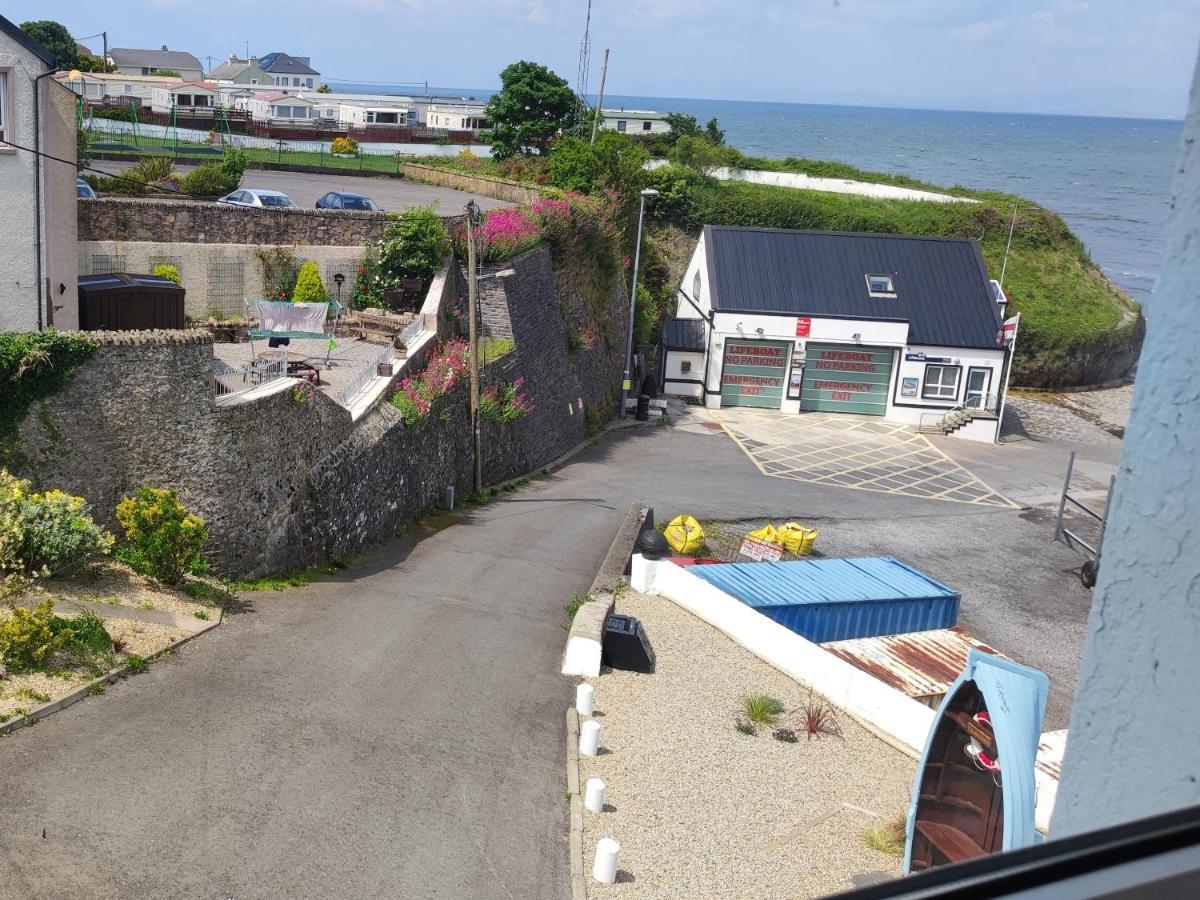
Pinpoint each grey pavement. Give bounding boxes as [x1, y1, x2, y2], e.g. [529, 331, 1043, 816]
[94, 161, 514, 214]
[0, 400, 1114, 896]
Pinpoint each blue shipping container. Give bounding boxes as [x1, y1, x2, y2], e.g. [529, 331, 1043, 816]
[687, 557, 959, 643]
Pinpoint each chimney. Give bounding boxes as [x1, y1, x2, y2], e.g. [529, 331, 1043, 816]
[161, 45, 168, 51]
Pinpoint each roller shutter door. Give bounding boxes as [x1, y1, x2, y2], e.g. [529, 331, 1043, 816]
[720, 339, 791, 409]
[800, 344, 894, 415]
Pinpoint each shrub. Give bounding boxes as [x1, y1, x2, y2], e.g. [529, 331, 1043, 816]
[740, 694, 783, 726]
[291, 260, 328, 304]
[179, 163, 235, 198]
[330, 136, 359, 156]
[0, 599, 65, 672]
[389, 340, 469, 425]
[53, 608, 112, 654]
[219, 147, 249, 184]
[479, 379, 533, 424]
[114, 488, 208, 585]
[152, 263, 181, 285]
[376, 208, 449, 288]
[126, 155, 176, 187]
[799, 692, 843, 739]
[863, 814, 908, 857]
[470, 207, 541, 262]
[0, 475, 113, 577]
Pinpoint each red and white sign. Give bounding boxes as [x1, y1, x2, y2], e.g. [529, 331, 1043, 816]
[795, 317, 812, 337]
[739, 537, 783, 562]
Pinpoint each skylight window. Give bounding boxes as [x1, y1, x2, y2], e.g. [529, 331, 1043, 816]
[866, 274, 896, 297]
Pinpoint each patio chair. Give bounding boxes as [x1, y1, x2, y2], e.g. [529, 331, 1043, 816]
[245, 298, 343, 371]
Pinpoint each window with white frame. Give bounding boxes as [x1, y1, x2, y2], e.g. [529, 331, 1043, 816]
[305, 78, 313, 88]
[866, 273, 896, 297]
[123, 83, 132, 93]
[0, 72, 7, 143]
[617, 120, 626, 132]
[922, 364, 960, 400]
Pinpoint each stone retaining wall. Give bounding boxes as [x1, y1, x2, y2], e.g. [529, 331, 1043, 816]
[16, 246, 626, 576]
[79, 198, 397, 246]
[402, 164, 543, 205]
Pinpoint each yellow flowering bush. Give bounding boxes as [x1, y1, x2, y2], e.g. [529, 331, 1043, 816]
[0, 470, 113, 580]
[0, 598, 64, 672]
[115, 488, 208, 585]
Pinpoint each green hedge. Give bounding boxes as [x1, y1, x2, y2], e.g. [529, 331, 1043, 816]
[1, 331, 98, 466]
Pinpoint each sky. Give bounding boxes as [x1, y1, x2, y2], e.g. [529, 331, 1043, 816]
[12, 0, 1200, 118]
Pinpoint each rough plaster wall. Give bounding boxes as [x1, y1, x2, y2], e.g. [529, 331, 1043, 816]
[79, 241, 367, 318]
[1051, 54, 1200, 836]
[0, 40, 43, 331]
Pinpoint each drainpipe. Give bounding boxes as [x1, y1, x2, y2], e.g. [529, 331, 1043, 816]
[32, 67, 59, 331]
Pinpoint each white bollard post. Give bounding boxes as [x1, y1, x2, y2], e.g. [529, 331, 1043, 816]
[584, 778, 606, 813]
[592, 837, 620, 885]
[576, 683, 595, 717]
[579, 719, 601, 758]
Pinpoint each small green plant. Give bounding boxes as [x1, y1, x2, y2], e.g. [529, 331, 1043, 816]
[152, 263, 182, 285]
[14, 686, 51, 704]
[126, 155, 176, 186]
[291, 381, 318, 404]
[183, 580, 231, 606]
[193, 609, 210, 620]
[741, 694, 784, 726]
[734, 719, 757, 736]
[229, 561, 344, 592]
[87, 682, 106, 695]
[0, 599, 65, 672]
[564, 593, 593, 621]
[772, 728, 798, 743]
[863, 813, 908, 857]
[56, 609, 113, 655]
[799, 692, 843, 740]
[124, 654, 148, 674]
[140, 601, 155, 611]
[291, 260, 329, 304]
[114, 488, 208, 586]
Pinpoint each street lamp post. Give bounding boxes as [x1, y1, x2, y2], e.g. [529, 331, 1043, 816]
[619, 188, 659, 418]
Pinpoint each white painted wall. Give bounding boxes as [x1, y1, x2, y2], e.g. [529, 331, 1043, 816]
[663, 350, 705, 398]
[1051, 52, 1200, 837]
[601, 112, 669, 135]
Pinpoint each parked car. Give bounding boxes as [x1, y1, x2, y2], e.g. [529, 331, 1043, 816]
[217, 189, 296, 208]
[77, 178, 97, 199]
[315, 191, 380, 211]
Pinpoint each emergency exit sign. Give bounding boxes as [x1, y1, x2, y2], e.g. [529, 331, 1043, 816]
[795, 317, 811, 337]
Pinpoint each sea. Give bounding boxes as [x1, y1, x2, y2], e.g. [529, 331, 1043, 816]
[340, 84, 1185, 305]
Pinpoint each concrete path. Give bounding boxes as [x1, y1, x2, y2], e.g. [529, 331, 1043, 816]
[0, 413, 1113, 894]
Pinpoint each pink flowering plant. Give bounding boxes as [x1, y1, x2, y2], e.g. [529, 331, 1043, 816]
[479, 378, 534, 425]
[389, 339, 470, 425]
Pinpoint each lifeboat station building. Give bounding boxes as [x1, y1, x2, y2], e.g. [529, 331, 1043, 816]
[661, 226, 1015, 443]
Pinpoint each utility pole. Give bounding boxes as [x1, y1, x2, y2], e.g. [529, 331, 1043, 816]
[466, 201, 482, 492]
[102, 31, 108, 69]
[590, 49, 609, 146]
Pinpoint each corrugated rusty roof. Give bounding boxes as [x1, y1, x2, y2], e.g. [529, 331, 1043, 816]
[821, 626, 1005, 699]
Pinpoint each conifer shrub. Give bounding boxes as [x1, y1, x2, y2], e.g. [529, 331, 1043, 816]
[291, 260, 328, 304]
[114, 488, 208, 585]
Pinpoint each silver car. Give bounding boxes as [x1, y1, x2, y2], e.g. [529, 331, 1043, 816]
[217, 188, 296, 208]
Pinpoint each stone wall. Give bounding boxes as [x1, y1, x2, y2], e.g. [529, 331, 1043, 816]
[1013, 309, 1146, 389]
[402, 164, 543, 205]
[16, 245, 627, 577]
[79, 198, 395, 247]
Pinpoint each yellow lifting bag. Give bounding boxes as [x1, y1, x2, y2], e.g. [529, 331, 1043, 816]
[664, 514, 705, 555]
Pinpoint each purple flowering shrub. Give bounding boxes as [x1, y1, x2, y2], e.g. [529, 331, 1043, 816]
[389, 340, 470, 424]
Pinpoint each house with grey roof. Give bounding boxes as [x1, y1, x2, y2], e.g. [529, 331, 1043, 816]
[664, 226, 1016, 442]
[107, 45, 204, 80]
[257, 52, 320, 90]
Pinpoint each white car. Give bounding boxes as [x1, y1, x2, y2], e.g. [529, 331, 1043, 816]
[217, 188, 296, 208]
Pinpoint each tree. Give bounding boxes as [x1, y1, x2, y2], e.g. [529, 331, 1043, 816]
[664, 113, 701, 140]
[19, 20, 79, 69]
[669, 134, 742, 174]
[704, 117, 726, 145]
[484, 61, 577, 160]
[315, 83, 333, 94]
[291, 261, 329, 304]
[377, 208, 449, 285]
[74, 53, 111, 73]
[150, 68, 182, 78]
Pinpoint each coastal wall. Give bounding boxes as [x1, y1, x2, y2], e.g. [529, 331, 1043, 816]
[15, 245, 626, 576]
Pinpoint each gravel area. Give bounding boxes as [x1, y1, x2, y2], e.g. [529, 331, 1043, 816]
[579, 589, 915, 899]
[0, 614, 188, 722]
[38, 560, 214, 619]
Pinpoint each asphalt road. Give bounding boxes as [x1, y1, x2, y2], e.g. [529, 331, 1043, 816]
[0, 415, 1112, 896]
[94, 161, 514, 214]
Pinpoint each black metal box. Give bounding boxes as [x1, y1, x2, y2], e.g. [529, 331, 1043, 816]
[602, 613, 655, 674]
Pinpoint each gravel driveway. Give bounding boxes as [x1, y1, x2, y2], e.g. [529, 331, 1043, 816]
[579, 589, 916, 898]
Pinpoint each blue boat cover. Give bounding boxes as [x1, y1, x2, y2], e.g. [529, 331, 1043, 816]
[903, 649, 1050, 874]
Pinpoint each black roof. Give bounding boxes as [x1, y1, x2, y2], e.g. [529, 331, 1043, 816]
[258, 52, 318, 76]
[0, 15, 56, 67]
[663, 317, 706, 351]
[703, 225, 1002, 349]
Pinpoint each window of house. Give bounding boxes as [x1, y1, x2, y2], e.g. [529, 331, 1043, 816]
[0, 72, 7, 143]
[693, 270, 702, 299]
[922, 364, 960, 400]
[123, 83, 132, 93]
[866, 273, 896, 297]
[642, 121, 652, 131]
[306, 78, 313, 88]
[251, 78, 258, 85]
[617, 120, 627, 132]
